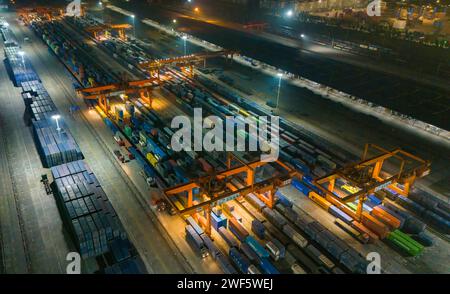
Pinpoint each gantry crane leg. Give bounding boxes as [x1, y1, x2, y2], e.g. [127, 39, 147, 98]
[356, 195, 366, 222]
[372, 160, 384, 180]
[328, 178, 335, 192]
[187, 189, 193, 208]
[205, 205, 212, 236]
[139, 89, 152, 106]
[98, 94, 109, 113]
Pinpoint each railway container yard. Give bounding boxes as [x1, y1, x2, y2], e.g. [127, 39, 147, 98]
[0, 0, 449, 279]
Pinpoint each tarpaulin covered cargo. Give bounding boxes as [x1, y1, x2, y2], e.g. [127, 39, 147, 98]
[32, 117, 84, 167]
[51, 161, 127, 258]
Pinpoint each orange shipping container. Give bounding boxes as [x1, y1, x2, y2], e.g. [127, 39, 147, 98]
[371, 206, 401, 229]
[309, 192, 332, 210]
[351, 221, 379, 243]
[362, 212, 389, 239]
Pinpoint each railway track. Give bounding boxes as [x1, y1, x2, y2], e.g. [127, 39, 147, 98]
[427, 227, 450, 244]
[0, 93, 32, 274]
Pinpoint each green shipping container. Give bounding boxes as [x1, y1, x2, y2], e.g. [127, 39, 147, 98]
[387, 230, 423, 256]
[124, 125, 132, 138]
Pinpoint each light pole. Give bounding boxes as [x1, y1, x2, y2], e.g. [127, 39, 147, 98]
[131, 14, 136, 38]
[182, 35, 187, 55]
[99, 1, 104, 23]
[275, 73, 283, 110]
[52, 114, 61, 131]
[18, 51, 25, 68]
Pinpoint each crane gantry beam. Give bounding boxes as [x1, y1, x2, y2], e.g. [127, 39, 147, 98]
[138, 50, 237, 79]
[313, 143, 430, 221]
[86, 23, 133, 41]
[77, 77, 158, 112]
[18, 7, 64, 24]
[164, 153, 297, 235]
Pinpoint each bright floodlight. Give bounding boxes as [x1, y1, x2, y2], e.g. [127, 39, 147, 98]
[3, 22, 9, 27]
[188, 0, 192, 2]
[18, 51, 25, 56]
[286, 10, 293, 17]
[277, 73, 283, 77]
[131, 14, 135, 18]
[182, 35, 187, 40]
[300, 34, 305, 38]
[194, 7, 199, 12]
[173, 19, 177, 23]
[99, 1, 102, 5]
[52, 114, 61, 131]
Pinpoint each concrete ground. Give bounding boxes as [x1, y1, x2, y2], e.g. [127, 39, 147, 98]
[0, 32, 71, 274]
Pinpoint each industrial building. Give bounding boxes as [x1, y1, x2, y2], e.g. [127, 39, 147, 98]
[0, 0, 448, 277]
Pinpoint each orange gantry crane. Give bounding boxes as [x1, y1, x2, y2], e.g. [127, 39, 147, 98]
[138, 50, 237, 79]
[77, 77, 158, 113]
[164, 153, 297, 235]
[313, 143, 431, 222]
[18, 7, 64, 24]
[85, 23, 133, 41]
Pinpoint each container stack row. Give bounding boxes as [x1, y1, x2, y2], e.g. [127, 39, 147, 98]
[0, 24, 145, 273]
[51, 161, 126, 257]
[1, 25, 84, 168]
[32, 117, 84, 168]
[2, 36, 40, 86]
[30, 20, 116, 87]
[272, 192, 369, 273]
[51, 160, 146, 273]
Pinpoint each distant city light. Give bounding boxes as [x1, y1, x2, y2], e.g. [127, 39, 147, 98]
[131, 14, 135, 18]
[300, 34, 305, 38]
[173, 19, 177, 23]
[286, 10, 293, 17]
[194, 7, 199, 12]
